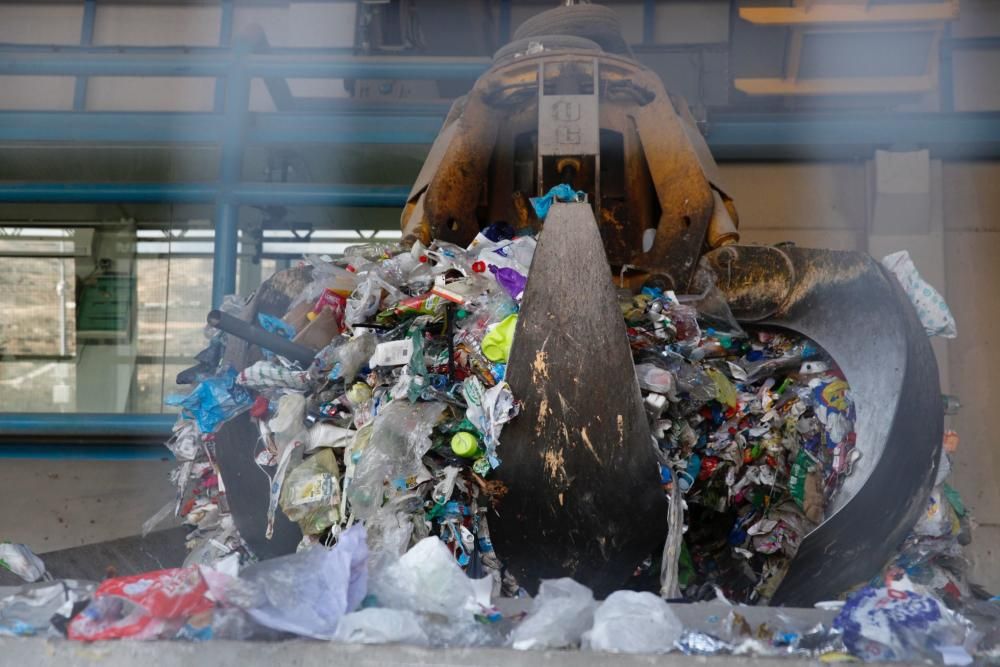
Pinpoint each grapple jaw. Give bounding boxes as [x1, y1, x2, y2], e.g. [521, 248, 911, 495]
[700, 245, 942, 604]
[489, 202, 668, 597]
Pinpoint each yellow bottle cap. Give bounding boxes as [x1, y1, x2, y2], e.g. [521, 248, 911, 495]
[451, 432, 480, 458]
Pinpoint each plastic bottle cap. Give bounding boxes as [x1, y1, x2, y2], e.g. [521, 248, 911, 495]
[451, 432, 480, 458]
[472, 261, 486, 273]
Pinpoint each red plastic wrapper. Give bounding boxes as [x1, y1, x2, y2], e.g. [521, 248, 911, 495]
[68, 566, 215, 641]
[698, 456, 720, 481]
[310, 288, 347, 330]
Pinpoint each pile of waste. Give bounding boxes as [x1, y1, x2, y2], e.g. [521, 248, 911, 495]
[1, 206, 993, 660]
[152, 219, 861, 606]
[623, 287, 857, 603]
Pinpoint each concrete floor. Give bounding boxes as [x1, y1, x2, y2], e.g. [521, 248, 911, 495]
[0, 639, 881, 667]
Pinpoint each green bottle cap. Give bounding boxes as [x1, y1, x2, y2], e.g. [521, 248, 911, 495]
[451, 432, 480, 458]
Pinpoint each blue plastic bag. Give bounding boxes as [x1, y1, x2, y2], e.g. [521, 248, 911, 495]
[529, 183, 585, 220]
[165, 367, 252, 433]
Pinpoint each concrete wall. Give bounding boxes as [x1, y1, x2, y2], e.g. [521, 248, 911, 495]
[0, 459, 176, 552]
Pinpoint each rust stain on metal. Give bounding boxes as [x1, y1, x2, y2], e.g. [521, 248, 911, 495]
[474, 475, 509, 508]
[544, 448, 566, 482]
[580, 426, 601, 463]
[531, 349, 550, 383]
[536, 396, 550, 437]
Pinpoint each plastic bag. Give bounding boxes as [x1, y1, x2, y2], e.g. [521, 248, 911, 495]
[882, 250, 957, 338]
[290, 256, 358, 311]
[462, 379, 518, 468]
[529, 183, 585, 220]
[346, 273, 403, 326]
[237, 360, 311, 391]
[0, 580, 94, 637]
[218, 524, 367, 640]
[306, 422, 355, 453]
[68, 566, 214, 640]
[264, 392, 308, 538]
[347, 400, 444, 520]
[583, 590, 684, 654]
[834, 575, 975, 663]
[365, 496, 422, 576]
[164, 367, 252, 433]
[370, 536, 492, 620]
[0, 543, 46, 583]
[635, 363, 676, 396]
[510, 578, 596, 650]
[328, 330, 377, 382]
[279, 449, 341, 535]
[475, 236, 537, 276]
[333, 608, 430, 646]
[913, 486, 958, 538]
[685, 262, 745, 337]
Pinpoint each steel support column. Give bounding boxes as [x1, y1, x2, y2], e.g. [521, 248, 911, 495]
[72, 0, 97, 111]
[213, 39, 252, 307]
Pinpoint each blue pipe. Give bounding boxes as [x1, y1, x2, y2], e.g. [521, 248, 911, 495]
[0, 183, 217, 203]
[0, 112, 224, 143]
[0, 445, 173, 461]
[0, 413, 176, 438]
[0, 183, 411, 206]
[246, 57, 489, 80]
[499, 0, 512, 44]
[0, 44, 356, 56]
[72, 0, 97, 111]
[0, 54, 489, 79]
[0, 110, 444, 144]
[3, 111, 999, 157]
[212, 200, 239, 306]
[643, 0, 656, 45]
[213, 54, 252, 306]
[704, 112, 1000, 159]
[0, 54, 228, 77]
[219, 0, 234, 49]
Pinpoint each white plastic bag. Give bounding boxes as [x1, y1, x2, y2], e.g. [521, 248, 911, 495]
[218, 524, 368, 639]
[370, 536, 492, 620]
[881, 251, 957, 338]
[510, 578, 596, 650]
[583, 590, 683, 654]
